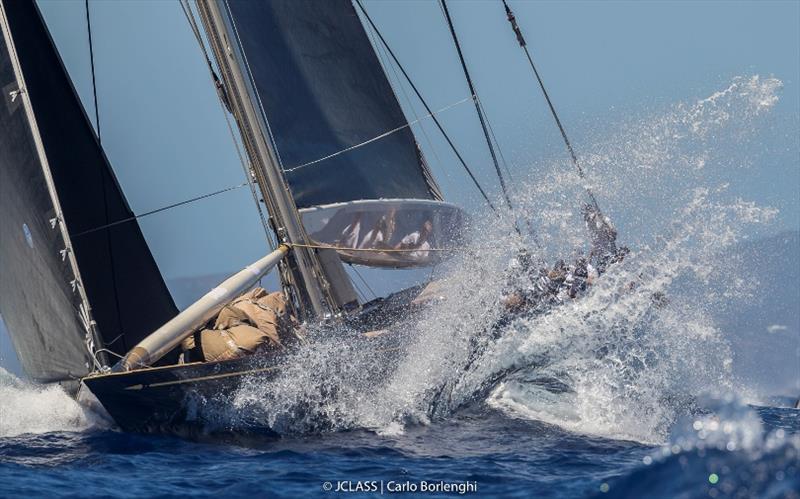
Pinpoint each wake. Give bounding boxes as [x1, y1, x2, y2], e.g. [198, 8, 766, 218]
[1, 75, 785, 445]
[223, 75, 786, 444]
[0, 368, 97, 437]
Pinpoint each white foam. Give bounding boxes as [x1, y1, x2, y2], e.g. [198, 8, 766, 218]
[0, 368, 96, 437]
[219, 76, 785, 444]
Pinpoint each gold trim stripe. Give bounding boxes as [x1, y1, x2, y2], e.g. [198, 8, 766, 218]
[124, 366, 278, 391]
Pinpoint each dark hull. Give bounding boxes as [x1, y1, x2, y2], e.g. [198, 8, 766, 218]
[82, 280, 418, 437]
[81, 355, 284, 437]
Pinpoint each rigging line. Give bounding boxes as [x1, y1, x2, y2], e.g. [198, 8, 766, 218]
[500, 0, 602, 214]
[375, 34, 445, 200]
[220, 0, 291, 190]
[221, 1, 340, 314]
[283, 96, 473, 173]
[71, 182, 249, 238]
[178, 0, 274, 248]
[477, 96, 514, 183]
[349, 264, 378, 300]
[352, 278, 367, 304]
[85, 0, 100, 142]
[364, 21, 443, 200]
[364, 14, 445, 180]
[353, 0, 496, 213]
[179, 0, 212, 69]
[290, 242, 462, 253]
[86, 0, 128, 353]
[439, 0, 513, 210]
[344, 264, 367, 303]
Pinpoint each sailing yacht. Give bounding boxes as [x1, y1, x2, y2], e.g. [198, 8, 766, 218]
[0, 0, 476, 434]
[1, 0, 619, 435]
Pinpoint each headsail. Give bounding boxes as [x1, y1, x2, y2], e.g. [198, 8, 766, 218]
[0, 0, 178, 383]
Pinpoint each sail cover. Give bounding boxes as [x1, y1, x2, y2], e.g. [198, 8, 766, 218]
[223, 0, 442, 208]
[302, 200, 465, 268]
[0, 0, 178, 383]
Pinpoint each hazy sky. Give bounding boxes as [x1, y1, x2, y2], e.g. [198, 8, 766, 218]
[1, 0, 800, 364]
[3, 0, 798, 374]
[33, 0, 800, 280]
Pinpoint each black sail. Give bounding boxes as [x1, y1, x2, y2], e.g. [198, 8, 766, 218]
[223, 0, 441, 208]
[0, 0, 178, 383]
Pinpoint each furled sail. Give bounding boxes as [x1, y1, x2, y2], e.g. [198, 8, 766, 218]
[219, 0, 466, 267]
[0, 0, 178, 383]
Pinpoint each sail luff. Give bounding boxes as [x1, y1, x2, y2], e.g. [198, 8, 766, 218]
[1, 0, 180, 383]
[220, 0, 441, 208]
[199, 0, 467, 271]
[0, 0, 102, 374]
[196, 0, 347, 318]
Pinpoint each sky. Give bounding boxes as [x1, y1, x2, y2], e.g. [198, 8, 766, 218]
[2, 1, 798, 374]
[32, 0, 800, 280]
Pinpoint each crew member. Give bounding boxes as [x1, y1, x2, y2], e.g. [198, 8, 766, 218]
[181, 287, 297, 363]
[583, 203, 618, 272]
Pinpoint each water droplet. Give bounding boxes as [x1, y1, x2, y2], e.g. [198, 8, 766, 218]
[22, 223, 33, 249]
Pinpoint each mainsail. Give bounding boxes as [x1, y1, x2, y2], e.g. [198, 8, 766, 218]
[206, 0, 465, 269]
[222, 0, 442, 207]
[0, 0, 178, 383]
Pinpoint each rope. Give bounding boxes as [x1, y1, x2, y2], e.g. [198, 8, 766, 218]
[477, 96, 514, 183]
[85, 0, 130, 354]
[289, 242, 463, 254]
[365, 17, 446, 185]
[71, 182, 248, 238]
[349, 264, 378, 300]
[501, 0, 602, 215]
[85, 0, 100, 142]
[353, 0, 497, 213]
[283, 96, 473, 173]
[440, 0, 513, 210]
[178, 0, 274, 246]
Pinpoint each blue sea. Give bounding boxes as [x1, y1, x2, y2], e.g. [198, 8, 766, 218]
[0, 388, 797, 498]
[2, 74, 798, 498]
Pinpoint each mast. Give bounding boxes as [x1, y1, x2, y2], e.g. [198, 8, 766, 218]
[195, 0, 342, 319]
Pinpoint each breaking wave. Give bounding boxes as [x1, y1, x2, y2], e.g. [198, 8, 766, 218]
[209, 75, 786, 444]
[0, 368, 97, 438]
[602, 397, 800, 497]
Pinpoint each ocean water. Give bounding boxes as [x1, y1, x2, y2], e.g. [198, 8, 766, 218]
[1, 75, 798, 498]
[0, 374, 797, 498]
